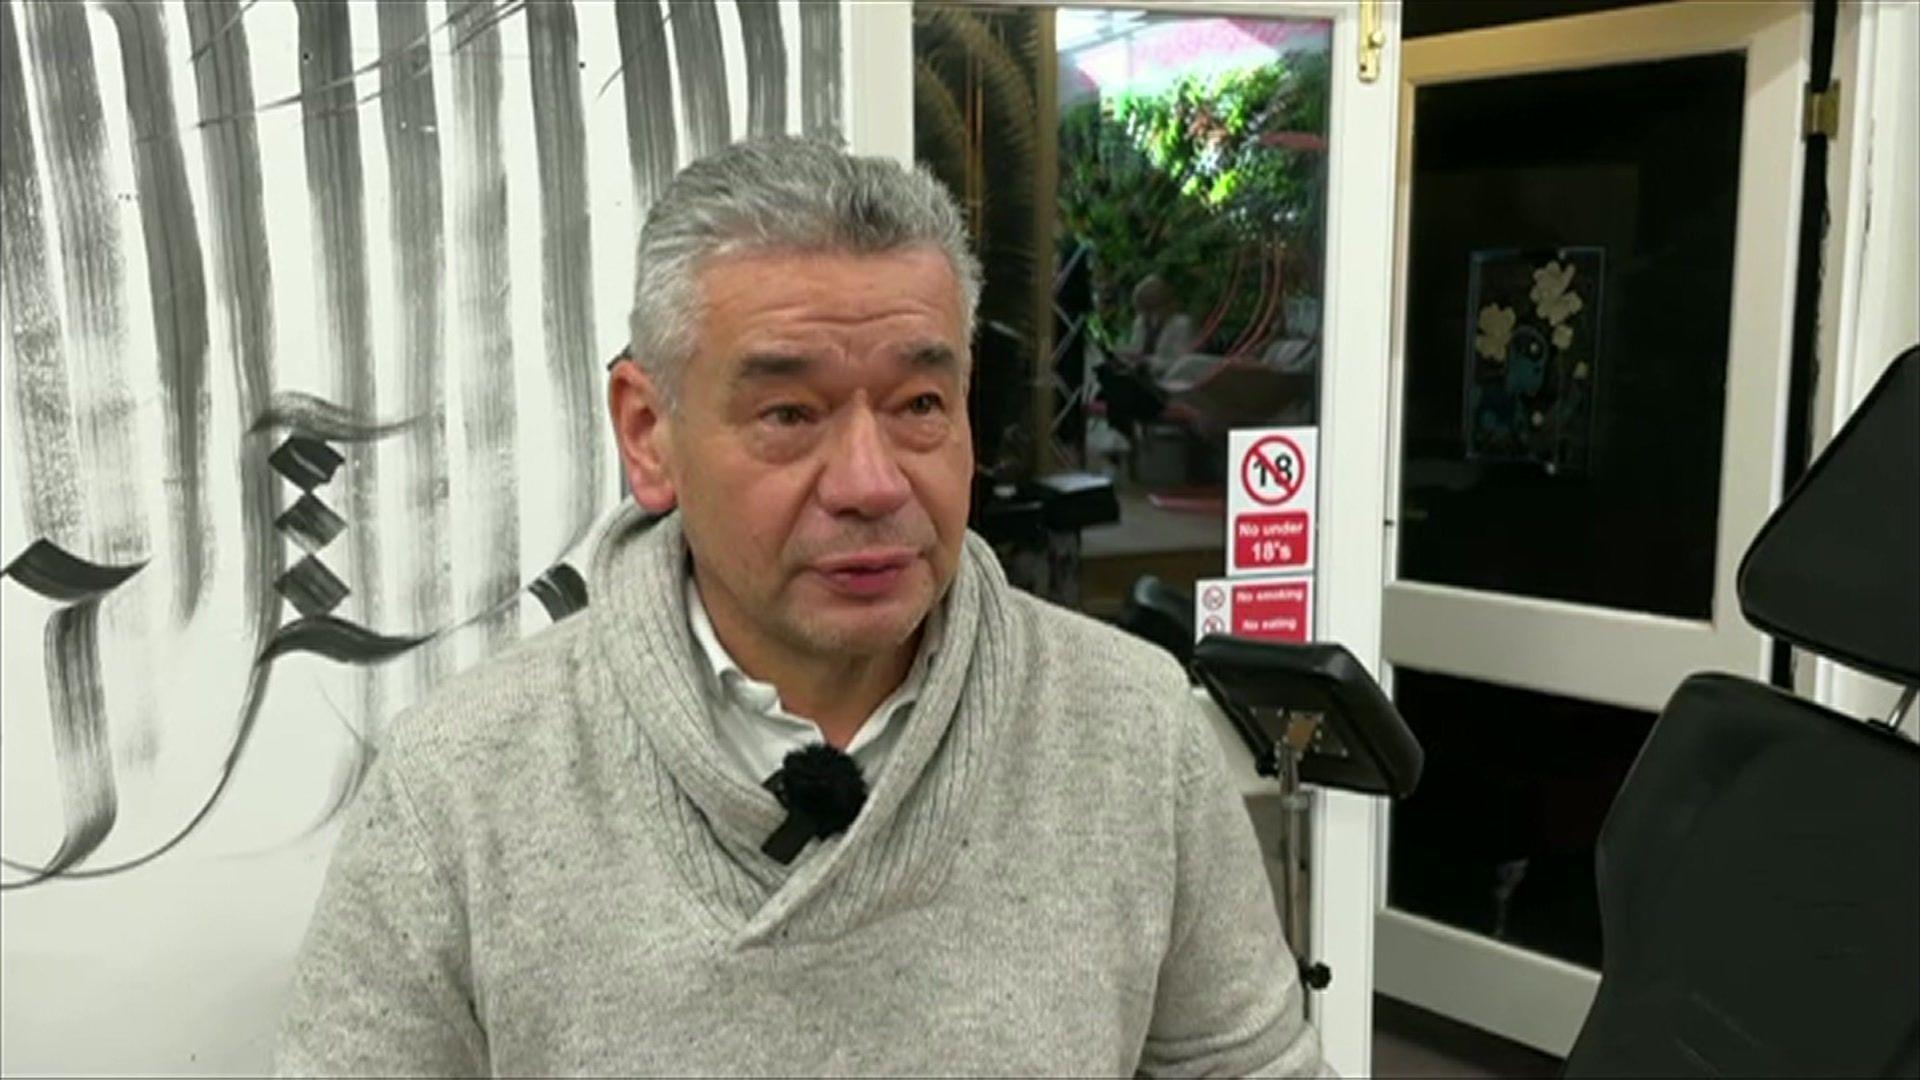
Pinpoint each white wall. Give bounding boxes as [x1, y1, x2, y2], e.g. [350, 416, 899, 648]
[0, 1, 843, 1072]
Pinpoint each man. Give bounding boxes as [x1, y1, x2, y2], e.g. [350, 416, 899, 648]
[277, 138, 1325, 1077]
[1122, 272, 1197, 377]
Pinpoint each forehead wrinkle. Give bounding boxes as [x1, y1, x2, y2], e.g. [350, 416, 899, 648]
[728, 344, 957, 393]
[696, 253, 969, 397]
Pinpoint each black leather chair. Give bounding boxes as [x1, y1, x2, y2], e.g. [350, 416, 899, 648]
[1118, 574, 1194, 665]
[1091, 356, 1169, 450]
[1564, 347, 1920, 1078]
[972, 470, 1119, 607]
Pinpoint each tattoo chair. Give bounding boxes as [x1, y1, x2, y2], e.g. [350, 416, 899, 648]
[1563, 347, 1920, 1077]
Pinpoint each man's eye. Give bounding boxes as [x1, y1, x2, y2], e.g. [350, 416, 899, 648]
[761, 404, 812, 426]
[904, 393, 945, 416]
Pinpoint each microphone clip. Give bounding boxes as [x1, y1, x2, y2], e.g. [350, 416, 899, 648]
[760, 743, 868, 865]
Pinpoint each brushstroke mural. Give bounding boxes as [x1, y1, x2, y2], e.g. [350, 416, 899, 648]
[0, 2, 845, 1072]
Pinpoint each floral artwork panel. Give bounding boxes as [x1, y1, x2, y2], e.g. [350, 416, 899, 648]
[1464, 247, 1604, 473]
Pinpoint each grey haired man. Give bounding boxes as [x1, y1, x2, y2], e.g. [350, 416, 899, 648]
[276, 138, 1326, 1077]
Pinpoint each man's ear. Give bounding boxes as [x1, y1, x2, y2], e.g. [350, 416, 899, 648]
[608, 359, 679, 513]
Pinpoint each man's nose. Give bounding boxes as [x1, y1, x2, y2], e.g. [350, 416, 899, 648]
[816, 406, 912, 519]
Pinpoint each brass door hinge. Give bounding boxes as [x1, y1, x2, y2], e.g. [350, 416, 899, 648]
[1804, 81, 1841, 140]
[1359, 0, 1384, 84]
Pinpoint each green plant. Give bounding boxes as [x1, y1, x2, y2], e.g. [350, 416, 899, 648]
[1059, 52, 1329, 353]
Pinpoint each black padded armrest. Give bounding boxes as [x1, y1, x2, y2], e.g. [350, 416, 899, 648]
[1191, 635, 1425, 798]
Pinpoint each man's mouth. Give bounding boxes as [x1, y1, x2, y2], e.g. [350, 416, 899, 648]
[811, 549, 917, 598]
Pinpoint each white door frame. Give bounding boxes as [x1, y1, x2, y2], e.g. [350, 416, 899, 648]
[848, 4, 1401, 1075]
[1811, 0, 1920, 731]
[1376, 1, 1812, 1056]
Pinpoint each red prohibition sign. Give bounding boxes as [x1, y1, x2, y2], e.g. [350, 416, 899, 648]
[1241, 435, 1306, 507]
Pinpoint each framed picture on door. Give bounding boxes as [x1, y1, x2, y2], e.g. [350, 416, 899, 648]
[1463, 246, 1604, 474]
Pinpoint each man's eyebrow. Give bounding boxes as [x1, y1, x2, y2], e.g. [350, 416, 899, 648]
[733, 346, 959, 382]
[902, 343, 960, 372]
[731, 353, 814, 383]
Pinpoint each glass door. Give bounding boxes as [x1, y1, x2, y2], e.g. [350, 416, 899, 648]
[1378, 2, 1813, 1056]
[889, 2, 1400, 1073]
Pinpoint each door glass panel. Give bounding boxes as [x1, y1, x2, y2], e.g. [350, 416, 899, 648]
[1387, 666, 1657, 969]
[911, 5, 1332, 617]
[1397, 54, 1746, 619]
[1059, 10, 1331, 583]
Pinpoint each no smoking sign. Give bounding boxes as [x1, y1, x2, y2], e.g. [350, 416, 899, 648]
[1227, 427, 1318, 575]
[1192, 575, 1315, 645]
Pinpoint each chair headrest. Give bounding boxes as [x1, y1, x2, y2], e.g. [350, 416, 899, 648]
[1738, 346, 1920, 685]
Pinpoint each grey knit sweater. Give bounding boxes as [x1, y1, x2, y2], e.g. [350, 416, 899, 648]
[276, 507, 1324, 1077]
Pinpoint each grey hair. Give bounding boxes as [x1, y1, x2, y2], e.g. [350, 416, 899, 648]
[627, 137, 982, 401]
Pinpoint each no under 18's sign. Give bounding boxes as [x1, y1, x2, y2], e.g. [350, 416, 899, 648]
[1227, 426, 1317, 575]
[1192, 575, 1314, 644]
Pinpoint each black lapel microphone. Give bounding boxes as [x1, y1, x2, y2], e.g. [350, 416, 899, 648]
[761, 743, 868, 865]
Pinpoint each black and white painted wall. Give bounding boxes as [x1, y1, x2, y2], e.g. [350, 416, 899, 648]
[0, 1, 845, 1070]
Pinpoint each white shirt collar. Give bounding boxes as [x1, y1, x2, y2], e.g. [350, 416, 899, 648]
[684, 574, 945, 784]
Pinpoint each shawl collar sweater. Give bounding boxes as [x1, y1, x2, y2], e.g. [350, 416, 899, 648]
[276, 506, 1324, 1077]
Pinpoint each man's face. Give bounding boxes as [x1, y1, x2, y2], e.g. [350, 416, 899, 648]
[612, 247, 974, 664]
